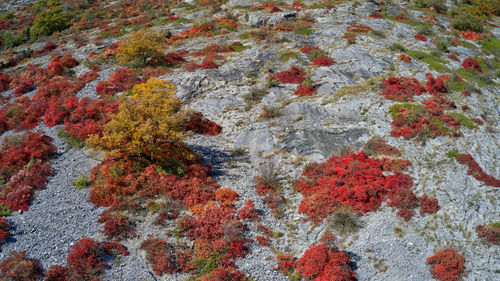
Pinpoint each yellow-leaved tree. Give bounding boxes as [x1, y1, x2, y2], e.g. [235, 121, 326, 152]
[116, 28, 166, 66]
[87, 78, 186, 161]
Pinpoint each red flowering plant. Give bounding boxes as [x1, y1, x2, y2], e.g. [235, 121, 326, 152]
[380, 77, 427, 102]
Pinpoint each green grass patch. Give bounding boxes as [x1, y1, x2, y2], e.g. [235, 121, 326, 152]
[446, 80, 469, 92]
[0, 202, 11, 216]
[406, 50, 450, 72]
[449, 113, 478, 129]
[278, 51, 304, 63]
[389, 103, 426, 120]
[455, 68, 490, 87]
[446, 149, 459, 159]
[239, 32, 250, 40]
[481, 37, 500, 56]
[231, 44, 251, 52]
[295, 28, 313, 35]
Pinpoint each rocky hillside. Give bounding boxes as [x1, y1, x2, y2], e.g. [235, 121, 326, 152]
[0, 0, 499, 280]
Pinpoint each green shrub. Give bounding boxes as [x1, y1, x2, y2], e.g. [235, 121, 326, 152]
[436, 40, 448, 53]
[73, 175, 89, 189]
[413, 0, 447, 13]
[0, 28, 30, 50]
[389, 43, 406, 52]
[30, 7, 70, 38]
[450, 13, 484, 33]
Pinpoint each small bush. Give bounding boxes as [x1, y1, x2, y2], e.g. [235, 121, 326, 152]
[426, 247, 466, 281]
[116, 29, 166, 66]
[476, 224, 500, 245]
[73, 175, 88, 189]
[414, 0, 447, 13]
[296, 244, 355, 280]
[0, 250, 43, 281]
[0, 217, 9, 248]
[31, 7, 70, 38]
[451, 13, 484, 33]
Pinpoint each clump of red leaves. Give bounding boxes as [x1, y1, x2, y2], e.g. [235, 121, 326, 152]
[0, 217, 9, 248]
[346, 24, 373, 33]
[201, 267, 249, 281]
[426, 247, 466, 281]
[364, 137, 401, 156]
[0, 132, 55, 212]
[96, 67, 141, 96]
[419, 195, 440, 215]
[269, 65, 306, 84]
[0, 250, 43, 281]
[476, 224, 500, 245]
[295, 151, 437, 223]
[186, 112, 222, 135]
[140, 237, 176, 276]
[414, 33, 427, 41]
[296, 244, 356, 280]
[98, 210, 137, 240]
[462, 57, 483, 73]
[44, 265, 69, 281]
[453, 153, 500, 187]
[238, 200, 259, 221]
[312, 56, 335, 67]
[294, 84, 317, 96]
[0, 72, 12, 92]
[275, 254, 296, 275]
[60, 237, 129, 281]
[380, 77, 427, 102]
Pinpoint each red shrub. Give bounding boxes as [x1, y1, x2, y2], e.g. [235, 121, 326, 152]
[295, 151, 418, 224]
[45, 265, 70, 281]
[66, 237, 107, 280]
[63, 97, 119, 140]
[364, 137, 401, 156]
[419, 195, 440, 215]
[312, 56, 335, 66]
[96, 67, 140, 96]
[77, 71, 100, 84]
[215, 188, 239, 206]
[13, 78, 35, 96]
[346, 24, 373, 33]
[200, 60, 219, 69]
[380, 77, 426, 101]
[185, 61, 200, 72]
[455, 153, 500, 187]
[47, 56, 64, 76]
[163, 52, 186, 66]
[186, 112, 222, 135]
[0, 131, 55, 175]
[0, 250, 43, 281]
[414, 33, 427, 41]
[462, 57, 483, 72]
[426, 247, 466, 281]
[296, 245, 355, 280]
[448, 54, 459, 61]
[476, 225, 500, 245]
[202, 267, 248, 281]
[61, 54, 79, 68]
[398, 54, 412, 63]
[101, 241, 130, 256]
[140, 237, 176, 276]
[181, 205, 238, 241]
[425, 73, 447, 95]
[256, 235, 269, 246]
[295, 85, 317, 96]
[275, 254, 296, 275]
[0, 217, 9, 247]
[300, 45, 321, 55]
[270, 65, 306, 84]
[98, 211, 136, 240]
[0, 72, 12, 92]
[238, 200, 259, 221]
[1, 160, 54, 211]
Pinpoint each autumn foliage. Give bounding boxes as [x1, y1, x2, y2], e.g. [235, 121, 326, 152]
[0, 251, 43, 281]
[426, 248, 466, 281]
[296, 244, 355, 280]
[476, 224, 500, 245]
[295, 151, 437, 223]
[186, 112, 222, 136]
